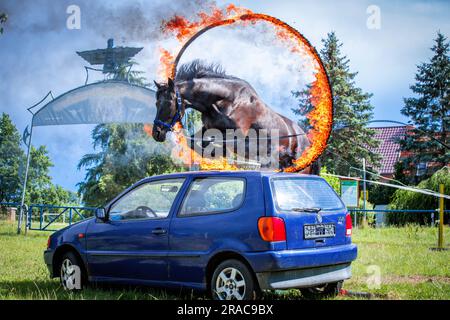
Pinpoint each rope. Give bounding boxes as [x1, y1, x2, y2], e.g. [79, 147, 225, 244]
[321, 172, 450, 200]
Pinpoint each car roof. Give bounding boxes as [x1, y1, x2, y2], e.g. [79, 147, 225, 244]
[138, 170, 323, 184]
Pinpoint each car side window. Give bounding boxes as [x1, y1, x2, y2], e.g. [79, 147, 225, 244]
[179, 177, 245, 216]
[109, 178, 185, 221]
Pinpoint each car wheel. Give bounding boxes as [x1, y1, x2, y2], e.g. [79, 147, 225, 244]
[300, 281, 343, 299]
[59, 252, 85, 290]
[211, 259, 259, 300]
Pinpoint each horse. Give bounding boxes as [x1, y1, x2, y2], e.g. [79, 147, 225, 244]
[152, 60, 311, 171]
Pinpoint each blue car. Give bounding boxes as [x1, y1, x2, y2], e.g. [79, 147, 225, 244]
[44, 171, 357, 300]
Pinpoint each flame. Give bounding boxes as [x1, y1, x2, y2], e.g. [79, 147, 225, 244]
[156, 6, 333, 172]
[171, 122, 238, 170]
[143, 124, 153, 136]
[157, 48, 174, 80]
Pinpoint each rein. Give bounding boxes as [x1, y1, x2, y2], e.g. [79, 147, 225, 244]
[153, 90, 183, 131]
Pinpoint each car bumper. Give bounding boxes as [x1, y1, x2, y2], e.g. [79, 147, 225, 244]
[243, 244, 357, 290]
[44, 249, 54, 277]
[244, 243, 357, 271]
[256, 263, 351, 290]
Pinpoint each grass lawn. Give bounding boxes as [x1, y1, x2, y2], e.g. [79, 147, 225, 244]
[0, 221, 448, 300]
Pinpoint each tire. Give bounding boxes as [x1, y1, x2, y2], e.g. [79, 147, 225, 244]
[58, 251, 85, 291]
[300, 281, 343, 299]
[211, 259, 260, 300]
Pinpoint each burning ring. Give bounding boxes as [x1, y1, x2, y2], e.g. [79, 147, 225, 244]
[166, 12, 333, 172]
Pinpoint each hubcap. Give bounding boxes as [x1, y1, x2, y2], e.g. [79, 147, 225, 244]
[60, 258, 76, 290]
[215, 267, 246, 300]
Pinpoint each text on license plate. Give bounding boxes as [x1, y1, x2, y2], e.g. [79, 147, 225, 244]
[304, 223, 336, 239]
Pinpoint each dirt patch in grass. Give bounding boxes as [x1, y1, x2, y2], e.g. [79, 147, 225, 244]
[382, 275, 450, 284]
[352, 275, 450, 285]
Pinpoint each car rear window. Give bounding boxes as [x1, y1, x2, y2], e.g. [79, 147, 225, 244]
[270, 178, 345, 211]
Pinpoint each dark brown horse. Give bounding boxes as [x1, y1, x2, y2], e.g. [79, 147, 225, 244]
[152, 60, 310, 170]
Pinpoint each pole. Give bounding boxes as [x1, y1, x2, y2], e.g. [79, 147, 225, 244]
[438, 184, 444, 249]
[17, 123, 33, 234]
[362, 158, 367, 224]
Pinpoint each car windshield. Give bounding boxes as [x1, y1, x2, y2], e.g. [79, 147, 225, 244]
[271, 177, 345, 211]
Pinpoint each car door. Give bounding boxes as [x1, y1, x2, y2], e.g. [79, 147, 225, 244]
[86, 178, 186, 283]
[168, 176, 261, 285]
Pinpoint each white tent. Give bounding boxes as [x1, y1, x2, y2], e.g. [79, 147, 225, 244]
[32, 81, 156, 126]
[17, 81, 157, 233]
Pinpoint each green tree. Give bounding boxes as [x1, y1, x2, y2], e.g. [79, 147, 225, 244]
[320, 166, 340, 194]
[368, 162, 408, 205]
[0, 113, 74, 207]
[293, 32, 380, 175]
[400, 32, 450, 181]
[388, 166, 450, 225]
[25, 146, 74, 205]
[0, 113, 25, 202]
[112, 60, 148, 85]
[77, 124, 183, 206]
[0, 13, 7, 35]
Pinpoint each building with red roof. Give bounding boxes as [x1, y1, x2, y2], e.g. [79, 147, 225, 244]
[369, 126, 410, 178]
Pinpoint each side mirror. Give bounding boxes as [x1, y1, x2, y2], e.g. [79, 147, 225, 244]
[95, 207, 107, 221]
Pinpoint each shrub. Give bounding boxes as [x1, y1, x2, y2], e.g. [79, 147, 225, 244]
[388, 167, 450, 225]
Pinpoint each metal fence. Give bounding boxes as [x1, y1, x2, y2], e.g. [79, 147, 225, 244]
[348, 209, 450, 227]
[26, 204, 96, 231]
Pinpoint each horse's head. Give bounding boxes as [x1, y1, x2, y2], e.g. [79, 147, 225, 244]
[152, 78, 181, 142]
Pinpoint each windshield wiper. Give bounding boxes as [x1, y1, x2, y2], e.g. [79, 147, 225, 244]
[290, 207, 322, 213]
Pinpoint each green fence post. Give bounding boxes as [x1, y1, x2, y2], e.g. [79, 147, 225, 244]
[438, 184, 444, 249]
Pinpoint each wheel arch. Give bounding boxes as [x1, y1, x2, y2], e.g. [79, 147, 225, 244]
[52, 244, 88, 278]
[205, 251, 259, 292]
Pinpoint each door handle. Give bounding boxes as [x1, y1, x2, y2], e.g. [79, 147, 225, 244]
[152, 228, 167, 235]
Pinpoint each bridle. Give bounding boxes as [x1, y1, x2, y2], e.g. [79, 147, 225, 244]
[153, 89, 183, 131]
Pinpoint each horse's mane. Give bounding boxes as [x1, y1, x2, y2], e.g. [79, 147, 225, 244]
[175, 59, 237, 81]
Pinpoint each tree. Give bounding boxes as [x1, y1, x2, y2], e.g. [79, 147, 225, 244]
[77, 124, 183, 206]
[292, 32, 380, 175]
[0, 13, 7, 35]
[112, 60, 148, 85]
[368, 162, 409, 205]
[321, 166, 340, 194]
[0, 112, 74, 207]
[0, 113, 25, 202]
[388, 166, 449, 225]
[25, 145, 53, 204]
[24, 145, 75, 205]
[400, 32, 450, 181]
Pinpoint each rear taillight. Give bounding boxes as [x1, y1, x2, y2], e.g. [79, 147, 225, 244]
[47, 236, 51, 249]
[345, 213, 352, 236]
[258, 217, 286, 242]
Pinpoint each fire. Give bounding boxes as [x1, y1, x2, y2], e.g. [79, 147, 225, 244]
[143, 123, 153, 136]
[157, 5, 333, 172]
[157, 48, 174, 80]
[171, 123, 237, 170]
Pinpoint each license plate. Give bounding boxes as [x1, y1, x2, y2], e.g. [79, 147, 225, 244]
[304, 223, 335, 239]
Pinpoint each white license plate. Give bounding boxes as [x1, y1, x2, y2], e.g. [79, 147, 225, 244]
[304, 223, 336, 239]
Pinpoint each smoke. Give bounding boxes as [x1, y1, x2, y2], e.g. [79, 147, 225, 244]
[0, 0, 217, 41]
[114, 124, 173, 168]
[86, 0, 217, 42]
[0, 0, 65, 34]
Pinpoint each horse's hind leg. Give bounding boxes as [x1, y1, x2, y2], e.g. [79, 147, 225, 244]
[278, 150, 295, 171]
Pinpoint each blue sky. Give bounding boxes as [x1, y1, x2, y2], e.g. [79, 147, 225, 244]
[0, 0, 449, 193]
